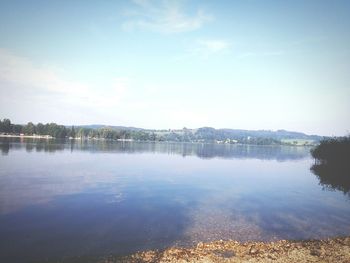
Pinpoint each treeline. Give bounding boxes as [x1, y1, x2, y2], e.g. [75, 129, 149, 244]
[194, 127, 281, 145]
[0, 118, 316, 145]
[311, 136, 350, 164]
[0, 118, 159, 140]
[0, 118, 73, 138]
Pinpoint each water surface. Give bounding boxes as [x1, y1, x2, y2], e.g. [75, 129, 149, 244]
[0, 138, 349, 262]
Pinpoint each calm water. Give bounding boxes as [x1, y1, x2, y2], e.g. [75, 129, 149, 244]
[0, 138, 349, 262]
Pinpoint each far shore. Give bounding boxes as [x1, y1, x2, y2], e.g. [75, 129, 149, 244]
[0, 134, 135, 141]
[0, 134, 54, 139]
[0, 134, 316, 146]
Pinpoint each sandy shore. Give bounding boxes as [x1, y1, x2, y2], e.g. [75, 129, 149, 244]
[100, 236, 350, 263]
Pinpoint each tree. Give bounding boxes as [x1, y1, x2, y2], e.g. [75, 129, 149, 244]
[150, 132, 156, 141]
[70, 126, 76, 138]
[12, 124, 22, 134]
[2, 118, 11, 133]
[23, 122, 36, 135]
[36, 123, 45, 135]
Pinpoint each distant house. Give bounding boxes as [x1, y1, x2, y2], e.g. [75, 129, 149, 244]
[117, 139, 134, 142]
[225, 139, 237, 144]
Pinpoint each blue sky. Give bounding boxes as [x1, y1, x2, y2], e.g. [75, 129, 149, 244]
[0, 0, 349, 136]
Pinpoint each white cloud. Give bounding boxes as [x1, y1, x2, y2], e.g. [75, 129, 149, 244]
[173, 39, 230, 60]
[122, 0, 212, 33]
[0, 49, 128, 121]
[197, 40, 230, 53]
[237, 50, 285, 59]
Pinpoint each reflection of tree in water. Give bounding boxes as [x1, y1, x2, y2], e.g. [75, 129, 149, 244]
[310, 136, 350, 196]
[0, 138, 66, 153]
[311, 163, 350, 196]
[0, 141, 10, 155]
[32, 139, 66, 152]
[0, 138, 310, 161]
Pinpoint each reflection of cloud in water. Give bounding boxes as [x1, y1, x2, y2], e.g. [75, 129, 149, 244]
[273, 212, 350, 239]
[1, 138, 350, 255]
[105, 192, 124, 203]
[0, 138, 310, 161]
[0, 167, 126, 214]
[0, 139, 310, 215]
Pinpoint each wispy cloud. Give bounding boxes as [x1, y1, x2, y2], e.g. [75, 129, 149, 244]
[0, 49, 127, 118]
[196, 40, 230, 53]
[122, 0, 213, 33]
[236, 36, 326, 59]
[237, 50, 285, 59]
[288, 36, 327, 47]
[174, 39, 230, 60]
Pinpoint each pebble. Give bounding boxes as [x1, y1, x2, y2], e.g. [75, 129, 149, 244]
[197, 242, 204, 249]
[310, 249, 322, 257]
[249, 247, 258, 255]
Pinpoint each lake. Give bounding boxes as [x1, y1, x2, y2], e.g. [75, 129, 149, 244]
[0, 138, 349, 262]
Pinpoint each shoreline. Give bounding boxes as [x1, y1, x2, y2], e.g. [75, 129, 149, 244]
[102, 236, 350, 263]
[0, 134, 53, 139]
[0, 134, 315, 146]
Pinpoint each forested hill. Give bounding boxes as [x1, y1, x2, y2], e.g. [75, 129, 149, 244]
[78, 125, 322, 140]
[0, 118, 324, 145]
[78, 124, 143, 131]
[200, 127, 322, 141]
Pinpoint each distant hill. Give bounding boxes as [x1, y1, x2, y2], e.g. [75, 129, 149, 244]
[76, 124, 144, 131]
[187, 127, 323, 145]
[0, 118, 328, 144]
[215, 128, 322, 140]
[73, 124, 324, 144]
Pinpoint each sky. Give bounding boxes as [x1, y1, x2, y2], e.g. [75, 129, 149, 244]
[0, 0, 349, 136]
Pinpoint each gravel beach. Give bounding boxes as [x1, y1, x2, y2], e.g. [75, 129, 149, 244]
[101, 236, 350, 263]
